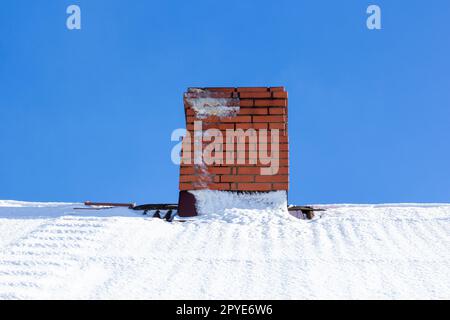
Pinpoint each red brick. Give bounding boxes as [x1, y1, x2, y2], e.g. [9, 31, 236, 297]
[221, 123, 237, 130]
[179, 175, 197, 182]
[270, 87, 285, 92]
[255, 175, 289, 183]
[272, 91, 288, 98]
[201, 115, 221, 123]
[221, 175, 255, 183]
[208, 167, 231, 174]
[180, 167, 195, 175]
[254, 99, 287, 107]
[269, 123, 286, 130]
[237, 87, 269, 92]
[237, 183, 272, 191]
[208, 183, 231, 190]
[235, 123, 268, 130]
[230, 183, 238, 191]
[239, 92, 272, 99]
[269, 108, 286, 115]
[272, 183, 289, 190]
[239, 99, 254, 107]
[238, 108, 268, 115]
[179, 183, 192, 190]
[252, 115, 286, 123]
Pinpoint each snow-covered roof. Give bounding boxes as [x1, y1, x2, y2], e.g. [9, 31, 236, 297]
[0, 196, 449, 299]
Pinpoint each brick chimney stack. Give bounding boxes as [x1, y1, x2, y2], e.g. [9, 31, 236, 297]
[177, 87, 289, 217]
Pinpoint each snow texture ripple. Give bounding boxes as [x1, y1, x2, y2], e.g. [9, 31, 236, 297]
[0, 199, 449, 299]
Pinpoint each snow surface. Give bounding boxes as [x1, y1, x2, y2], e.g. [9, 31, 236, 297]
[0, 195, 449, 300]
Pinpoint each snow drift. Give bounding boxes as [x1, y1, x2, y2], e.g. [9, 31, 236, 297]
[189, 190, 291, 223]
[0, 199, 449, 299]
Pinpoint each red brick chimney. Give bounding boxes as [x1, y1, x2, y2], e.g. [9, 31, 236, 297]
[177, 87, 289, 217]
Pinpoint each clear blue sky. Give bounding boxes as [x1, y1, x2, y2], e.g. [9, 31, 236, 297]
[1, 0, 449, 204]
